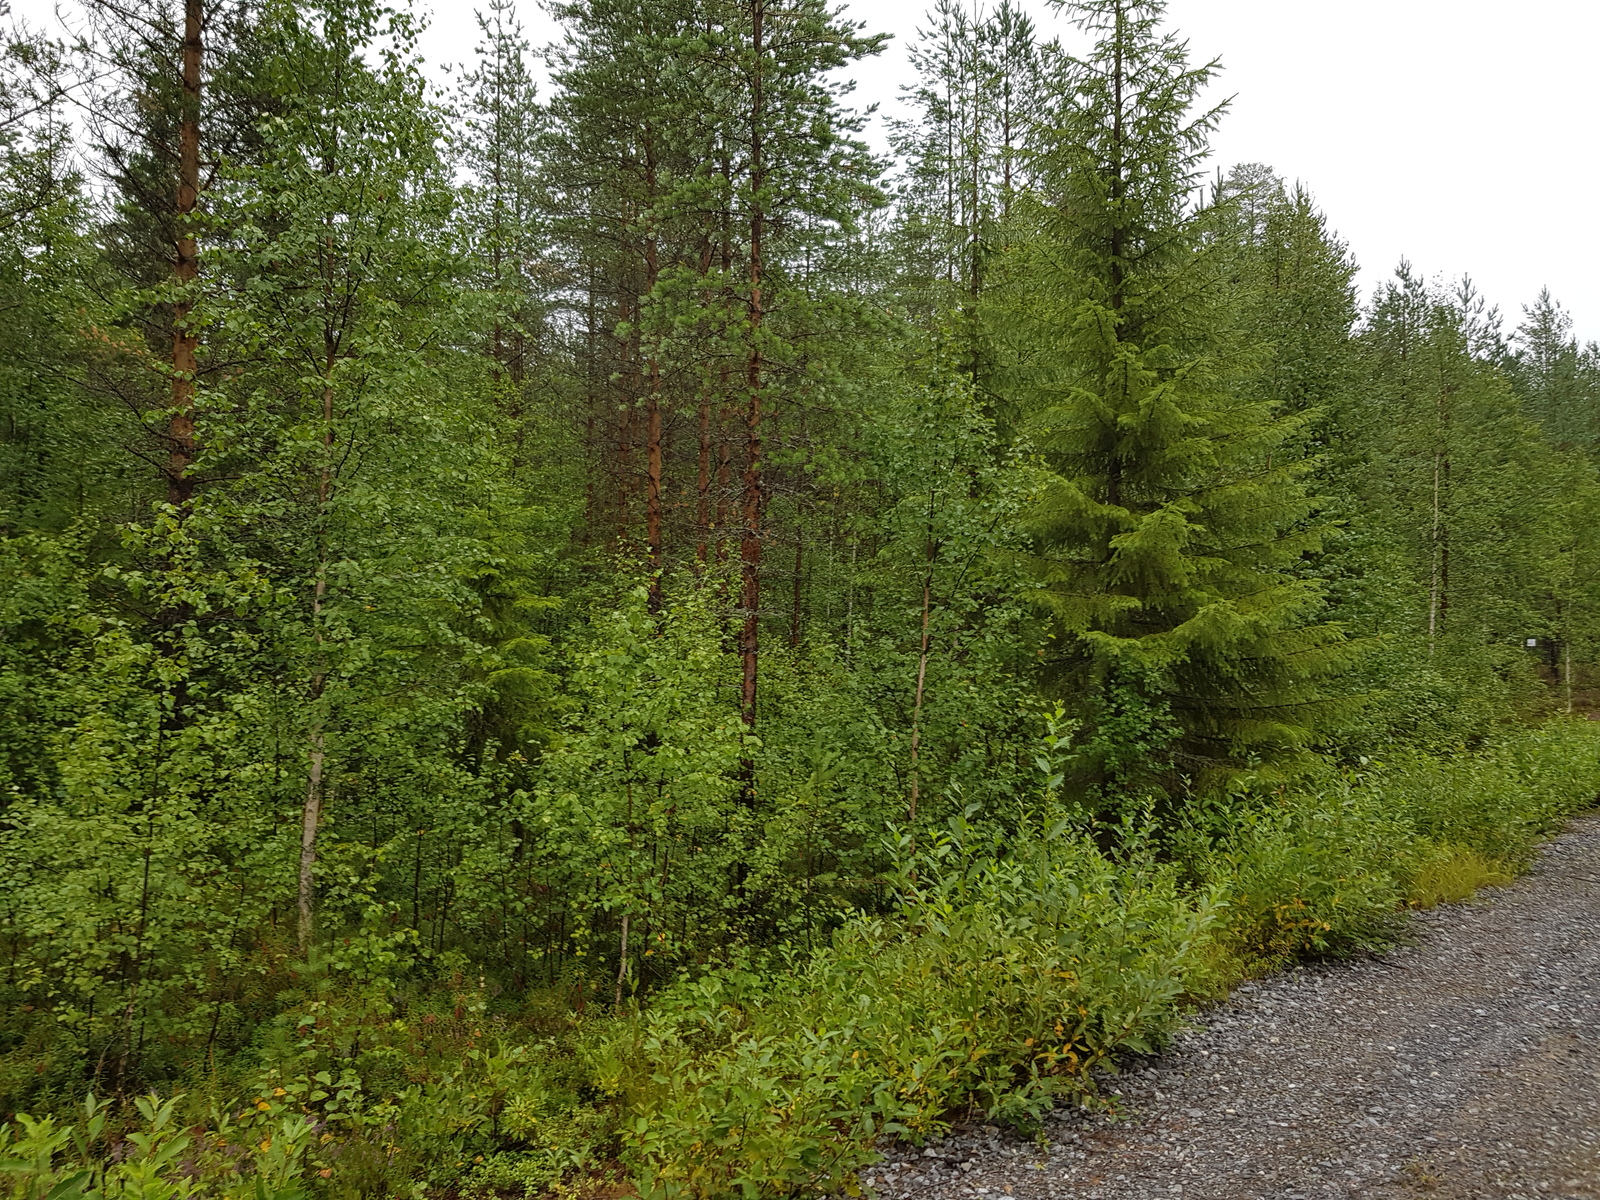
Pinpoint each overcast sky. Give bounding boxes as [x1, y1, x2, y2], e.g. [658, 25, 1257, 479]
[19, 0, 1598, 343]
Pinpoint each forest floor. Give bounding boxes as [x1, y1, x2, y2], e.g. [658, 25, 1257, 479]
[865, 814, 1600, 1200]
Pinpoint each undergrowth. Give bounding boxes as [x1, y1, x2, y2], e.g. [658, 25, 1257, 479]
[3, 721, 1596, 1200]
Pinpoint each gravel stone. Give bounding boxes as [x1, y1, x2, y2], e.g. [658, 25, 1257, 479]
[875, 814, 1600, 1200]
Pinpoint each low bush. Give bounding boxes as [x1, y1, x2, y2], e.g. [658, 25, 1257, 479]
[1381, 721, 1600, 864]
[1199, 773, 1411, 967]
[605, 828, 1215, 1198]
[3, 723, 1596, 1200]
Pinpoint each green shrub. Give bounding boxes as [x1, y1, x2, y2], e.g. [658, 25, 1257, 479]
[0, 1093, 313, 1200]
[1193, 721, 1600, 968]
[3, 724, 1594, 1200]
[1204, 773, 1411, 965]
[602, 828, 1215, 1198]
[1379, 721, 1600, 863]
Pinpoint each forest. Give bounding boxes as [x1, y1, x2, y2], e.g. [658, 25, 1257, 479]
[1, 0, 1599, 1195]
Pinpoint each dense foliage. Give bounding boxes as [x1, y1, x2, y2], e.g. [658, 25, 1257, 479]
[2, 0, 1597, 1196]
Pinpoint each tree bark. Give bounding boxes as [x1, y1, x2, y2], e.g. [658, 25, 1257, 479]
[739, 0, 765, 731]
[167, 0, 203, 509]
[1565, 636, 1574, 714]
[618, 392, 633, 548]
[907, 490, 936, 824]
[297, 373, 336, 949]
[694, 240, 714, 568]
[613, 912, 630, 1008]
[646, 385, 663, 605]
[1429, 384, 1452, 648]
[714, 158, 735, 569]
[297, 715, 326, 949]
[644, 162, 664, 611]
[696, 388, 711, 566]
[790, 524, 803, 648]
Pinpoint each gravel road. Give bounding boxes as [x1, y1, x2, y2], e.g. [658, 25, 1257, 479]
[866, 814, 1600, 1200]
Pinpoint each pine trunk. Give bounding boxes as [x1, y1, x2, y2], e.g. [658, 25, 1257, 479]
[644, 183, 664, 611]
[167, 0, 202, 509]
[696, 389, 711, 566]
[739, 1, 765, 730]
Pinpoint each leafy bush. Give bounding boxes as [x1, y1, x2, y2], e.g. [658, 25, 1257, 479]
[1180, 722, 1600, 969]
[602, 826, 1214, 1198]
[1379, 721, 1600, 862]
[1205, 784, 1408, 965]
[0, 1093, 313, 1200]
[3, 723, 1595, 1200]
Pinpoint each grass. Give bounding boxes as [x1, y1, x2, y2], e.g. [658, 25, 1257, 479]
[1406, 842, 1515, 908]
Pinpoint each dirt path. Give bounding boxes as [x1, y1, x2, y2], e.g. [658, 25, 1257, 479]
[867, 815, 1600, 1200]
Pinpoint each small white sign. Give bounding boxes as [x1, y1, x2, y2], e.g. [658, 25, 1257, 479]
[1526, 638, 1538, 647]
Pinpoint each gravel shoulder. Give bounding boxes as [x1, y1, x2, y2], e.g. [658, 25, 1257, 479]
[867, 814, 1600, 1200]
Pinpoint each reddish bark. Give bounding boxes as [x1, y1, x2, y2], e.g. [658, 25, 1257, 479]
[738, 0, 765, 730]
[696, 390, 711, 566]
[167, 0, 202, 509]
[644, 164, 664, 611]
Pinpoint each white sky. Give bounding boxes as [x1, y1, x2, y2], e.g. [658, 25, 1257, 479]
[16, 0, 1598, 343]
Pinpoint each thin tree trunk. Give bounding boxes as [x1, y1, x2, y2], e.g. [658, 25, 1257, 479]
[1430, 381, 1452, 648]
[618, 396, 633, 548]
[713, 165, 735, 570]
[696, 388, 711, 566]
[844, 537, 856, 661]
[695, 239, 715, 568]
[614, 912, 630, 1008]
[644, 187, 664, 611]
[790, 524, 803, 648]
[1433, 448, 1446, 652]
[581, 267, 599, 543]
[167, 0, 203, 508]
[1565, 636, 1574, 714]
[715, 403, 732, 566]
[297, 715, 325, 949]
[739, 0, 766, 732]
[646, 387, 662, 605]
[907, 489, 936, 825]
[297, 370, 336, 950]
[1438, 457, 1450, 626]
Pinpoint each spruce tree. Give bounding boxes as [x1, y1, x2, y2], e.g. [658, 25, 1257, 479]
[1009, 0, 1354, 794]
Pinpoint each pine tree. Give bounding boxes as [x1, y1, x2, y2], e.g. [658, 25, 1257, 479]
[694, 0, 884, 726]
[1342, 266, 1565, 724]
[891, 0, 1042, 391]
[546, 0, 882, 722]
[1509, 288, 1599, 449]
[459, 0, 547, 450]
[79, 0, 265, 512]
[1008, 0, 1354, 794]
